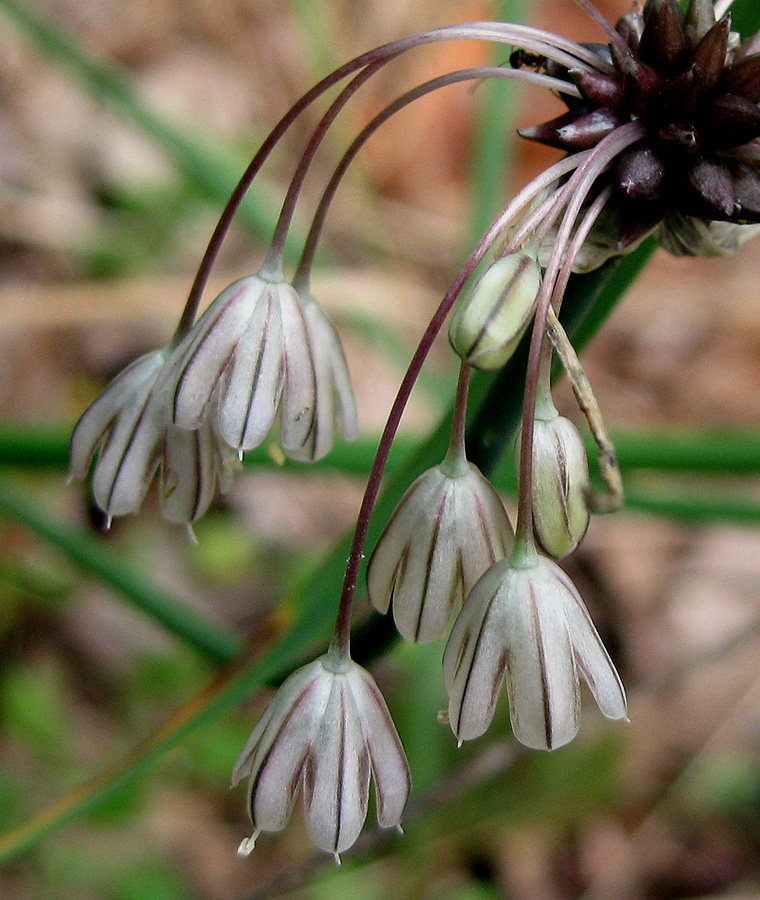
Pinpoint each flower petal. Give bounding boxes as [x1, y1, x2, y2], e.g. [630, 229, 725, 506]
[503, 565, 580, 750]
[214, 285, 284, 451]
[443, 559, 512, 742]
[278, 285, 317, 454]
[241, 663, 332, 835]
[286, 298, 358, 463]
[171, 277, 265, 430]
[90, 389, 166, 518]
[553, 565, 627, 721]
[69, 351, 165, 481]
[346, 665, 411, 828]
[303, 677, 371, 855]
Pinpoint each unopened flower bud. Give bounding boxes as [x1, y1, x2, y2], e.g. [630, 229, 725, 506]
[448, 252, 541, 371]
[519, 397, 590, 559]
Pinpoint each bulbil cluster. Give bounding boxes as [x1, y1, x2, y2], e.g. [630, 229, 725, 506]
[515, 0, 760, 249]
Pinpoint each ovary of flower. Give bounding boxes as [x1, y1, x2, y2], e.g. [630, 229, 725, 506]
[443, 547, 626, 750]
[167, 274, 317, 457]
[69, 350, 169, 521]
[367, 458, 513, 643]
[232, 652, 411, 859]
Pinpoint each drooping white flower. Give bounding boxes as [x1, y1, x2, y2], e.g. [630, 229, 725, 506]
[232, 651, 410, 860]
[69, 350, 169, 522]
[367, 455, 513, 643]
[167, 274, 317, 458]
[70, 348, 239, 526]
[284, 292, 357, 463]
[443, 543, 626, 750]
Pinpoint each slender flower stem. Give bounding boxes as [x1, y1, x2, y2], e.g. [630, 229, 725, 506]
[170, 22, 610, 342]
[262, 27, 605, 278]
[330, 190, 549, 653]
[550, 185, 613, 313]
[514, 121, 645, 546]
[443, 364, 472, 471]
[292, 67, 581, 289]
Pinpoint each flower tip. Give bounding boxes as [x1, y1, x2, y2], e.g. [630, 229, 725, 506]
[185, 523, 198, 545]
[457, 738, 463, 749]
[237, 834, 258, 857]
[104, 514, 113, 531]
[333, 852, 342, 866]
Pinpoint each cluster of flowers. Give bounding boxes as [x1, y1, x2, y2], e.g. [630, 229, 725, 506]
[70, 0, 760, 862]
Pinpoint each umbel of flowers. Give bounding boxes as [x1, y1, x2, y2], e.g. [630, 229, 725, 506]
[70, 0, 760, 860]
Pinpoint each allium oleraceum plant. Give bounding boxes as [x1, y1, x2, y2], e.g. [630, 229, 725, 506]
[70, 0, 760, 860]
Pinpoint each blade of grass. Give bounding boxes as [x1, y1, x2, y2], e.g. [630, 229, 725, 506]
[7, 420, 760, 487]
[0, 476, 241, 664]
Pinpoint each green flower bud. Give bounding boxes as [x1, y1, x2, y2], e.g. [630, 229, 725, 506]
[448, 252, 541, 371]
[529, 406, 590, 559]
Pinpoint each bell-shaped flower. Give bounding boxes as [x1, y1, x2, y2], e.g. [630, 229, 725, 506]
[232, 650, 411, 860]
[443, 541, 626, 750]
[448, 251, 541, 371]
[519, 392, 590, 559]
[159, 422, 240, 525]
[167, 273, 317, 458]
[367, 451, 513, 643]
[69, 350, 169, 522]
[284, 291, 357, 463]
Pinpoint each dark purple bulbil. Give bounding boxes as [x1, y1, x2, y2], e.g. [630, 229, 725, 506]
[513, 0, 760, 241]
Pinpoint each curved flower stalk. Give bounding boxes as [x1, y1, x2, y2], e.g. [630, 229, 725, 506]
[166, 273, 316, 459]
[443, 541, 627, 750]
[232, 651, 410, 860]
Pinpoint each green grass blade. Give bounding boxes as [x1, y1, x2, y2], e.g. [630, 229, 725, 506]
[0, 476, 241, 664]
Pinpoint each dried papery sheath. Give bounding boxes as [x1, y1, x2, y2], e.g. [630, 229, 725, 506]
[448, 251, 541, 371]
[167, 273, 316, 458]
[443, 544, 626, 749]
[284, 292, 358, 463]
[159, 423, 239, 525]
[367, 455, 513, 643]
[69, 350, 169, 521]
[519, 393, 590, 559]
[232, 651, 410, 859]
